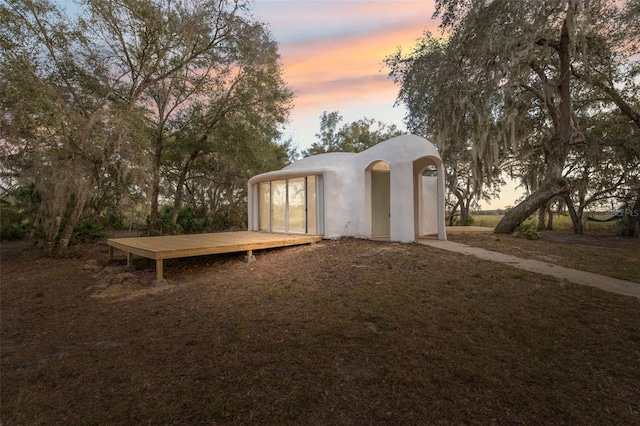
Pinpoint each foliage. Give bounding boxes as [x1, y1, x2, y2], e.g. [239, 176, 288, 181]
[387, 0, 640, 234]
[561, 108, 639, 233]
[72, 219, 106, 242]
[515, 218, 540, 240]
[0, 0, 292, 251]
[458, 214, 475, 226]
[0, 200, 27, 240]
[100, 211, 126, 231]
[144, 204, 247, 235]
[616, 196, 640, 237]
[0, 0, 151, 253]
[0, 185, 42, 240]
[302, 111, 403, 156]
[76, 0, 293, 234]
[443, 146, 503, 226]
[209, 204, 248, 231]
[151, 206, 206, 235]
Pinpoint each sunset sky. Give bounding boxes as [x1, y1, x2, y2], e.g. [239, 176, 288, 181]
[251, 0, 439, 151]
[55, 0, 517, 208]
[250, 1, 520, 209]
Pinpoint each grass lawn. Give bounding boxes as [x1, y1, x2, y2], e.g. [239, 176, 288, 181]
[457, 213, 639, 283]
[1, 236, 639, 425]
[472, 213, 623, 233]
[448, 231, 640, 283]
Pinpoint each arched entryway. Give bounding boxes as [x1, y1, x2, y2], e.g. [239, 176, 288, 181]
[368, 161, 391, 237]
[413, 156, 446, 239]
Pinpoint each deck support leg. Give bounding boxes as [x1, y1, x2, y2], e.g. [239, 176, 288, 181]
[124, 252, 136, 272]
[153, 259, 167, 287]
[244, 249, 256, 263]
[106, 246, 117, 265]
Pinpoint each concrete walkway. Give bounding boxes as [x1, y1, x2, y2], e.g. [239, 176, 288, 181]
[420, 240, 640, 300]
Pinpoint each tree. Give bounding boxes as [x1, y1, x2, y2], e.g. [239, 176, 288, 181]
[80, 0, 258, 234]
[385, 33, 507, 224]
[302, 111, 403, 156]
[443, 142, 503, 226]
[388, 0, 640, 234]
[0, 0, 148, 254]
[560, 108, 639, 234]
[164, 19, 293, 229]
[0, 0, 293, 249]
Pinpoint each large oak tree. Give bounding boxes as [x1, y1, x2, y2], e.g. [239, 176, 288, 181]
[387, 0, 640, 233]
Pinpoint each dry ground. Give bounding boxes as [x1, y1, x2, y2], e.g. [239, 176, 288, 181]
[448, 231, 640, 283]
[1, 234, 639, 425]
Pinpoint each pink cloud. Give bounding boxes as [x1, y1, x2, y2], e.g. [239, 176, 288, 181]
[252, 1, 440, 143]
[281, 23, 438, 117]
[293, 75, 394, 110]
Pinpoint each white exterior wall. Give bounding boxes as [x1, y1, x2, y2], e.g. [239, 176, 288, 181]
[389, 162, 415, 242]
[247, 135, 447, 242]
[322, 168, 359, 239]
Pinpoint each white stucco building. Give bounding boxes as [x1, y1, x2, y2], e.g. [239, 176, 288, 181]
[247, 134, 447, 242]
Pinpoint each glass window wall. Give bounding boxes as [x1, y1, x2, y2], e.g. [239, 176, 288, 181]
[256, 176, 318, 234]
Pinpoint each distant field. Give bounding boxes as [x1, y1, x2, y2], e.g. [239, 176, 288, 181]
[471, 214, 502, 228]
[472, 213, 620, 233]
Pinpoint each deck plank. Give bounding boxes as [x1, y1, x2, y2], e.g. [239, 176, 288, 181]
[107, 231, 322, 284]
[108, 231, 322, 261]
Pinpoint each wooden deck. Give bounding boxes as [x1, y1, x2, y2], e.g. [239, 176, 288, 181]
[108, 231, 322, 284]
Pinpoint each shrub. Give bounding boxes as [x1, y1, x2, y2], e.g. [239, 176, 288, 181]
[73, 219, 106, 242]
[144, 206, 210, 235]
[460, 215, 475, 226]
[616, 205, 639, 237]
[515, 218, 539, 240]
[0, 202, 27, 240]
[101, 211, 126, 230]
[209, 206, 247, 231]
[176, 207, 207, 234]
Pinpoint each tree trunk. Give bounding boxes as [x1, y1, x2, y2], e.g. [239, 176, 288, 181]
[459, 207, 468, 225]
[148, 134, 164, 235]
[29, 211, 41, 240]
[45, 212, 63, 257]
[56, 195, 87, 253]
[546, 203, 554, 230]
[462, 195, 473, 225]
[537, 203, 547, 230]
[563, 193, 583, 235]
[494, 177, 569, 233]
[495, 14, 573, 234]
[171, 151, 200, 226]
[447, 202, 459, 226]
[459, 201, 469, 225]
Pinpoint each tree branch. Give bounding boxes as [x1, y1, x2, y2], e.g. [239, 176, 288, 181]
[571, 65, 640, 129]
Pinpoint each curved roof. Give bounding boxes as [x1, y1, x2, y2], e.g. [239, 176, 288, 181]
[249, 134, 441, 184]
[360, 134, 441, 163]
[282, 152, 356, 171]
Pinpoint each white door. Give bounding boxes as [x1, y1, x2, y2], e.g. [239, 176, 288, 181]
[371, 171, 390, 236]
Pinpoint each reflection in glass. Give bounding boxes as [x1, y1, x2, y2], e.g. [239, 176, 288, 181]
[257, 176, 318, 234]
[307, 176, 317, 234]
[288, 177, 306, 233]
[259, 182, 270, 231]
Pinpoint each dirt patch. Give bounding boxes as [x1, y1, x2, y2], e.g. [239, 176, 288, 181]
[2, 237, 640, 425]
